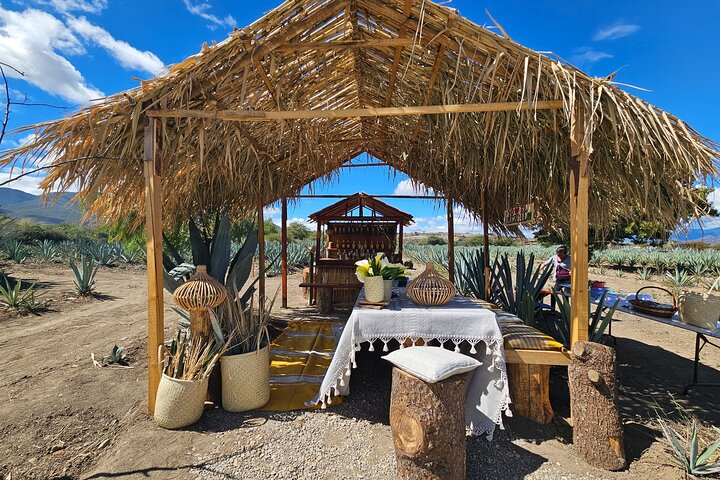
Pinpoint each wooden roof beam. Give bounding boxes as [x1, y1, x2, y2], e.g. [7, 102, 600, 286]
[146, 100, 564, 121]
[275, 37, 414, 52]
[383, 0, 414, 108]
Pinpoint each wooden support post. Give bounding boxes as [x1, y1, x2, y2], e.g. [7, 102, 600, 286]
[143, 116, 164, 414]
[447, 200, 455, 284]
[390, 368, 468, 479]
[482, 191, 491, 300]
[313, 223, 321, 305]
[569, 342, 626, 470]
[281, 197, 288, 308]
[570, 101, 590, 347]
[258, 204, 266, 307]
[398, 223, 404, 262]
[315, 223, 322, 261]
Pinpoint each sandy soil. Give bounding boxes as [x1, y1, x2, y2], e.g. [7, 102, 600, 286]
[1, 262, 719, 479]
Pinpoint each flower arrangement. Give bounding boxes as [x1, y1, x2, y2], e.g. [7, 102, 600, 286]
[355, 253, 408, 282]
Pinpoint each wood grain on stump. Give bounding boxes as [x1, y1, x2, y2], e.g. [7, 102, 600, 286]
[507, 362, 553, 424]
[569, 341, 626, 471]
[390, 367, 468, 480]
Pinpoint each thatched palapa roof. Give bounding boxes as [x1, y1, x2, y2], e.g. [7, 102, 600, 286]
[1, 0, 718, 230]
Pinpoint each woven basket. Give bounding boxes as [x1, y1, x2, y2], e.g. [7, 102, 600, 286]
[364, 276, 385, 303]
[406, 263, 456, 307]
[154, 374, 208, 429]
[629, 286, 678, 318]
[679, 292, 720, 330]
[220, 345, 270, 412]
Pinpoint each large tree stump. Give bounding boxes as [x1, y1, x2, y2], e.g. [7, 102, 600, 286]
[316, 287, 333, 314]
[389, 367, 468, 480]
[507, 363, 554, 424]
[569, 341, 626, 471]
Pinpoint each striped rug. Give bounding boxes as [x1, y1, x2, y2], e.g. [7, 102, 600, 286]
[258, 320, 344, 411]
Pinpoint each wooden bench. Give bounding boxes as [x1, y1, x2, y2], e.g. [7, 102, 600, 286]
[299, 282, 362, 314]
[501, 322, 570, 424]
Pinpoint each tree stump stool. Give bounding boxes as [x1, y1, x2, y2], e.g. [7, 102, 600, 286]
[569, 341, 626, 471]
[506, 363, 554, 424]
[389, 367, 468, 480]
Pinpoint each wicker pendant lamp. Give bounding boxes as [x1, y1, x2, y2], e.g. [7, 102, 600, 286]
[406, 263, 456, 306]
[173, 265, 227, 339]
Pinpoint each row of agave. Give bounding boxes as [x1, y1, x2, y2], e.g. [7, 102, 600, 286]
[0, 239, 144, 266]
[405, 244, 720, 278]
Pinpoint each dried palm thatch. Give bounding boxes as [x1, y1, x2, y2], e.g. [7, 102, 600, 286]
[0, 0, 717, 231]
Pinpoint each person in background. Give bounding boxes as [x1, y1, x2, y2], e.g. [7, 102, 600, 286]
[544, 245, 571, 294]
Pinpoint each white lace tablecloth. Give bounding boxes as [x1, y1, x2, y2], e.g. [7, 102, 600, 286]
[310, 289, 511, 439]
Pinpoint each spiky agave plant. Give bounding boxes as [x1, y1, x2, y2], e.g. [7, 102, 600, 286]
[657, 417, 720, 476]
[69, 256, 100, 296]
[665, 268, 695, 290]
[0, 276, 40, 309]
[549, 290, 619, 349]
[490, 251, 553, 325]
[2, 240, 28, 264]
[37, 240, 59, 263]
[636, 266, 654, 281]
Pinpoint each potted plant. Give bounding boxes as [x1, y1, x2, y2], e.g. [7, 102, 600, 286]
[218, 286, 274, 412]
[355, 253, 387, 303]
[381, 260, 409, 301]
[154, 329, 225, 429]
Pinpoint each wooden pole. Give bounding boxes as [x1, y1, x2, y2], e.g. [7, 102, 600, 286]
[570, 101, 590, 347]
[398, 223, 404, 262]
[482, 191, 491, 300]
[145, 100, 566, 122]
[313, 222, 321, 305]
[447, 200, 455, 284]
[258, 204, 266, 307]
[143, 116, 163, 414]
[281, 197, 288, 308]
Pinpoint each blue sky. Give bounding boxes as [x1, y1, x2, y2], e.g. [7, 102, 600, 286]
[1, 0, 719, 233]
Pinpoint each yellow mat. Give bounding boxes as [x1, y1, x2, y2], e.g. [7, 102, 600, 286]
[258, 320, 343, 411]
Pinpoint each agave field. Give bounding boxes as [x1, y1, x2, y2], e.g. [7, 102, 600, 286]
[405, 243, 720, 290]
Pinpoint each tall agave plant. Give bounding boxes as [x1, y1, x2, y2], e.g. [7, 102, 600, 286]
[490, 251, 553, 325]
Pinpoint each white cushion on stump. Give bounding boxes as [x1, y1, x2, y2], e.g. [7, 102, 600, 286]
[383, 346, 481, 383]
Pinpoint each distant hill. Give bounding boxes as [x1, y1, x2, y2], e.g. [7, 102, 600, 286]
[672, 225, 720, 244]
[0, 187, 84, 224]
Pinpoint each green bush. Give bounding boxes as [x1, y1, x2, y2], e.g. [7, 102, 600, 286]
[425, 235, 446, 245]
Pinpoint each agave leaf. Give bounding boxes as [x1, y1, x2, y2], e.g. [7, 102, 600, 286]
[658, 417, 691, 470]
[690, 420, 699, 469]
[189, 218, 209, 267]
[696, 438, 720, 466]
[209, 216, 231, 283]
[226, 229, 258, 292]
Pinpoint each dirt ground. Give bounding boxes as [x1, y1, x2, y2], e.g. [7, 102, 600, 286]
[1, 262, 719, 479]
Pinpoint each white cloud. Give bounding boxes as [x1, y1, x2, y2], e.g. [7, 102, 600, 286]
[0, 170, 44, 195]
[68, 16, 164, 75]
[593, 23, 640, 41]
[0, 7, 102, 103]
[569, 47, 612, 67]
[31, 0, 108, 14]
[393, 179, 434, 196]
[182, 0, 235, 29]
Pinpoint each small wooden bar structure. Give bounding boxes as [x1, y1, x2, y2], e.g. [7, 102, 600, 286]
[307, 193, 413, 311]
[2, 0, 716, 414]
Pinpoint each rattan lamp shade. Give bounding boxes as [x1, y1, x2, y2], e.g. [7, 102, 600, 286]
[173, 265, 227, 312]
[406, 263, 456, 307]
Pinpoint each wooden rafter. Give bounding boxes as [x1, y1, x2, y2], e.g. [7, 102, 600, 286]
[146, 100, 564, 121]
[383, 0, 414, 108]
[276, 37, 413, 51]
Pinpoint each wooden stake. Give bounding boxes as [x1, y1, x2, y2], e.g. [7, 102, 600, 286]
[258, 203, 266, 307]
[281, 197, 288, 308]
[398, 223, 404, 262]
[447, 200, 455, 284]
[570, 101, 590, 347]
[143, 116, 163, 414]
[482, 191, 491, 300]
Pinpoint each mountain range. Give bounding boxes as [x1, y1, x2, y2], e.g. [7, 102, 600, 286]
[0, 187, 84, 224]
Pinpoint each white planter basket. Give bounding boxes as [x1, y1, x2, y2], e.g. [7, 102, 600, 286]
[364, 276, 385, 303]
[220, 345, 271, 412]
[383, 279, 393, 302]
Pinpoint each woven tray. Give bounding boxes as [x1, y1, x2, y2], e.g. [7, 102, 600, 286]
[629, 286, 677, 318]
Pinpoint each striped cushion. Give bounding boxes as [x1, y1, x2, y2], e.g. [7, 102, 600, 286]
[501, 324, 564, 351]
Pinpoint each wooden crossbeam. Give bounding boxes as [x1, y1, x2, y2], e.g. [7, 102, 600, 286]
[146, 100, 564, 122]
[276, 38, 413, 52]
